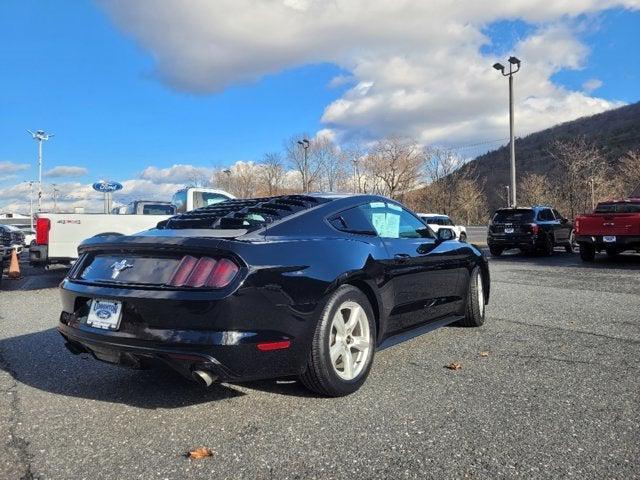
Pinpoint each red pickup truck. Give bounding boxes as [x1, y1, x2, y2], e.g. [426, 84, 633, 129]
[574, 198, 640, 261]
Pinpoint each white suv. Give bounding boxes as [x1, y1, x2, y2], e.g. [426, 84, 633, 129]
[418, 213, 467, 242]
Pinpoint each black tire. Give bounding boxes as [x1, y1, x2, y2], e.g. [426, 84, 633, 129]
[489, 245, 503, 257]
[458, 267, 485, 327]
[542, 234, 554, 256]
[459, 232, 467, 242]
[300, 285, 376, 397]
[579, 244, 596, 262]
[605, 248, 620, 257]
[565, 231, 575, 253]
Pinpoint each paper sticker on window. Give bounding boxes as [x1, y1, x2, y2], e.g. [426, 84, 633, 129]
[371, 213, 387, 235]
[385, 213, 400, 238]
[371, 212, 400, 238]
[369, 202, 386, 209]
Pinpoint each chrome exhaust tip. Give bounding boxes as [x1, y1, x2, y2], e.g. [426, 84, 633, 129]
[192, 370, 216, 387]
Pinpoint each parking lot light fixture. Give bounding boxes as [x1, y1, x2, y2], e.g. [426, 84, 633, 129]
[493, 57, 521, 207]
[27, 129, 54, 212]
[297, 139, 310, 193]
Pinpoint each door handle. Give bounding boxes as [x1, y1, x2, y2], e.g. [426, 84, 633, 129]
[394, 253, 411, 263]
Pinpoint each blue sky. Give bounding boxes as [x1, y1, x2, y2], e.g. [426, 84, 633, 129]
[0, 1, 346, 182]
[1, 1, 638, 210]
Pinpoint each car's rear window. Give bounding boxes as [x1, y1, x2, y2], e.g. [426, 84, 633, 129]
[595, 202, 640, 213]
[492, 209, 534, 223]
[142, 204, 176, 215]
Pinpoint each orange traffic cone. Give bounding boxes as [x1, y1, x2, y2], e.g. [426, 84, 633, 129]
[8, 249, 20, 279]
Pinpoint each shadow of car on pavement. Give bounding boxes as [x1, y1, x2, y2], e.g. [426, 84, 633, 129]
[0, 328, 320, 407]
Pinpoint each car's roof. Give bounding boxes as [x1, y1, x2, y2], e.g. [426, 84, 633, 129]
[157, 193, 393, 235]
[417, 213, 448, 217]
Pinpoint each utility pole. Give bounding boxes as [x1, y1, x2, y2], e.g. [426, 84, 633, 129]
[27, 129, 54, 212]
[589, 178, 595, 210]
[493, 57, 521, 208]
[297, 139, 310, 193]
[505, 185, 511, 208]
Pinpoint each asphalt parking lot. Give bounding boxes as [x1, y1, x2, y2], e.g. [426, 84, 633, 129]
[1, 249, 638, 479]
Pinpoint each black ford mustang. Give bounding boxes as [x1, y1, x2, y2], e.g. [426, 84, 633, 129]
[58, 194, 490, 396]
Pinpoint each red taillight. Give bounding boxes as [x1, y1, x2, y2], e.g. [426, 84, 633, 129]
[529, 223, 539, 235]
[574, 219, 580, 234]
[36, 218, 50, 245]
[256, 340, 291, 351]
[167, 255, 239, 289]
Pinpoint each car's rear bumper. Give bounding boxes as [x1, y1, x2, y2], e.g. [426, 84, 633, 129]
[58, 279, 318, 383]
[487, 234, 540, 249]
[576, 235, 640, 251]
[58, 320, 298, 383]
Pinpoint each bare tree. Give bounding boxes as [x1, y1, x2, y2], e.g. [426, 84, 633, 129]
[454, 178, 489, 225]
[518, 173, 558, 208]
[548, 137, 608, 218]
[315, 137, 343, 192]
[187, 170, 211, 188]
[285, 134, 326, 193]
[262, 152, 286, 195]
[614, 150, 640, 197]
[361, 137, 425, 200]
[422, 148, 467, 214]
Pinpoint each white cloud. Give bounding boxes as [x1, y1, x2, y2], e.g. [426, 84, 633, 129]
[139, 164, 215, 184]
[0, 164, 234, 213]
[0, 161, 29, 176]
[100, 0, 638, 149]
[583, 78, 603, 93]
[44, 165, 89, 178]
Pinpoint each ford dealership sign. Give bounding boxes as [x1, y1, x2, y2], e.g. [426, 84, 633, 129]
[92, 181, 123, 193]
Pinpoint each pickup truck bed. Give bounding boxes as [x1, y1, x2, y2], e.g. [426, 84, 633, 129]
[574, 199, 640, 261]
[30, 213, 171, 266]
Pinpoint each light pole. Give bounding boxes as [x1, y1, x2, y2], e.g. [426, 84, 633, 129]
[493, 57, 521, 207]
[589, 178, 595, 210]
[504, 185, 511, 208]
[27, 129, 54, 212]
[352, 158, 359, 194]
[297, 139, 310, 193]
[222, 168, 232, 193]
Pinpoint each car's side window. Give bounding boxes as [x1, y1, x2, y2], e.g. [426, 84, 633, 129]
[329, 206, 377, 235]
[537, 209, 554, 221]
[356, 202, 433, 239]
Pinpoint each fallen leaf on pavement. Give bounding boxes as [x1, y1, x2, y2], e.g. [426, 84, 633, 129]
[184, 447, 213, 460]
[479, 351, 490, 357]
[445, 362, 462, 370]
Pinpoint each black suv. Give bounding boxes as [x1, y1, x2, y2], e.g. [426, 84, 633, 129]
[487, 206, 574, 256]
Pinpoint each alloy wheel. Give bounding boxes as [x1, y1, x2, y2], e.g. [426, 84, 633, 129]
[329, 301, 371, 380]
[476, 273, 484, 317]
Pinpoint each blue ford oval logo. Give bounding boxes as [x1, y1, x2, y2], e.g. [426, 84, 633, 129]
[96, 309, 112, 320]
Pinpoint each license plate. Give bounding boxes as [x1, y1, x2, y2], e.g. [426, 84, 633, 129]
[504, 228, 514, 234]
[603, 236, 616, 243]
[86, 299, 123, 330]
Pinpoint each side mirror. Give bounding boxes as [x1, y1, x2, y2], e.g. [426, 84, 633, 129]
[437, 228, 455, 242]
[561, 218, 568, 224]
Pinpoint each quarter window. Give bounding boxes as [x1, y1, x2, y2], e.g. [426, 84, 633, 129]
[537, 209, 555, 221]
